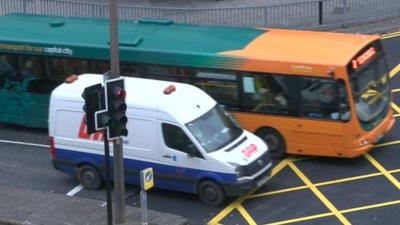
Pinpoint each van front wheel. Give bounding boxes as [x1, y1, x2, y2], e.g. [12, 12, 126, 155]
[77, 165, 103, 190]
[198, 180, 226, 206]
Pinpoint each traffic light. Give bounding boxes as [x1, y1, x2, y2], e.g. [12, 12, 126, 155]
[82, 83, 105, 134]
[105, 77, 128, 140]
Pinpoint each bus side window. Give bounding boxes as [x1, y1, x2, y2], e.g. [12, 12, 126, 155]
[120, 62, 140, 77]
[144, 64, 194, 83]
[194, 70, 239, 109]
[300, 77, 339, 120]
[338, 79, 351, 121]
[20, 56, 44, 79]
[242, 73, 288, 114]
[91, 61, 110, 74]
[0, 54, 18, 88]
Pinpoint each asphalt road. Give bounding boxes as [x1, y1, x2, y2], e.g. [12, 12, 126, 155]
[0, 34, 399, 225]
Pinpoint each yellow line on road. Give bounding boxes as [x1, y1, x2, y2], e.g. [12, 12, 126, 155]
[266, 199, 400, 225]
[265, 212, 334, 225]
[374, 139, 400, 148]
[364, 153, 400, 189]
[382, 32, 400, 39]
[288, 162, 351, 225]
[391, 102, 400, 114]
[315, 172, 382, 187]
[392, 88, 400, 93]
[247, 185, 308, 199]
[390, 64, 400, 78]
[207, 158, 292, 224]
[237, 204, 257, 225]
[341, 199, 400, 214]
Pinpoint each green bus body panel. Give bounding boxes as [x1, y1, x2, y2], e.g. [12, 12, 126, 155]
[0, 13, 265, 128]
[0, 91, 49, 128]
[0, 13, 264, 68]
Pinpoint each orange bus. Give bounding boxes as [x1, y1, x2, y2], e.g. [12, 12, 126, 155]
[221, 29, 395, 158]
[0, 14, 394, 158]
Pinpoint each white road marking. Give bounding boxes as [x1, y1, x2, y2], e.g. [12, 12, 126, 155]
[66, 185, 83, 196]
[0, 139, 49, 148]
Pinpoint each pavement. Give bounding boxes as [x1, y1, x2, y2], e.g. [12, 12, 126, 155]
[0, 185, 187, 225]
[1, 1, 400, 225]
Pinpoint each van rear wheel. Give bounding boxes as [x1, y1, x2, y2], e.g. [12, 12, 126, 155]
[77, 165, 103, 190]
[198, 180, 226, 206]
[257, 128, 286, 159]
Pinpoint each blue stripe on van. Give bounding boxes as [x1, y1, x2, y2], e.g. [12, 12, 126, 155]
[55, 148, 237, 194]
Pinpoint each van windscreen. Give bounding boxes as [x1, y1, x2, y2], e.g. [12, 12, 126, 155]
[186, 105, 243, 153]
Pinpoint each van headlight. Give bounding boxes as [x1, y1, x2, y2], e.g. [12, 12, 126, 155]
[228, 162, 246, 177]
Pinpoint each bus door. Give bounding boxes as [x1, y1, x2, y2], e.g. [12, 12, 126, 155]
[292, 77, 349, 156]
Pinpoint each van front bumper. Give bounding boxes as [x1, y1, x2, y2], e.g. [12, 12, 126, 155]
[222, 166, 272, 197]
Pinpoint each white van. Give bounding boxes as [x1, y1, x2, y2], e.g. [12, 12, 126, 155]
[49, 74, 272, 206]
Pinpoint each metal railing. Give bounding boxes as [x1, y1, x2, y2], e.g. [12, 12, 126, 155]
[0, 0, 399, 29]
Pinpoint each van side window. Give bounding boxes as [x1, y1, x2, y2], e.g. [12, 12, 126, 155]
[162, 123, 196, 154]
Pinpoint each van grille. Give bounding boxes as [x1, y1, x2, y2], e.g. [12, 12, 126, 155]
[243, 151, 270, 176]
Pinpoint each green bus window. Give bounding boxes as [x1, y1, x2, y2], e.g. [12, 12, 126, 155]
[0, 54, 18, 88]
[145, 65, 190, 82]
[194, 70, 239, 109]
[48, 58, 90, 80]
[120, 62, 140, 77]
[92, 61, 110, 74]
[19, 56, 44, 79]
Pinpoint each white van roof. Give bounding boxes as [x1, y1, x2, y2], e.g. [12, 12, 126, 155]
[51, 74, 216, 124]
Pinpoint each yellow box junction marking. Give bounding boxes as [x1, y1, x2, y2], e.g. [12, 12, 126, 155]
[237, 204, 257, 225]
[382, 31, 400, 39]
[288, 162, 351, 225]
[212, 157, 400, 225]
[390, 64, 400, 78]
[364, 153, 400, 189]
[207, 158, 293, 225]
[391, 102, 400, 114]
[375, 139, 400, 148]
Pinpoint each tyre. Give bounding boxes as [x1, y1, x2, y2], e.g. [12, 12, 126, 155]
[257, 128, 286, 159]
[77, 165, 103, 190]
[198, 180, 226, 206]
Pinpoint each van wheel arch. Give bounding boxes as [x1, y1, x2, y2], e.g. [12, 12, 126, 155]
[255, 127, 286, 159]
[77, 164, 103, 190]
[197, 178, 226, 206]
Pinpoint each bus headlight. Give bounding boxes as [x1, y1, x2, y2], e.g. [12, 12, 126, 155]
[360, 139, 369, 146]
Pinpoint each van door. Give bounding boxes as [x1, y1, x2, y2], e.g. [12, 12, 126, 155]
[158, 121, 209, 193]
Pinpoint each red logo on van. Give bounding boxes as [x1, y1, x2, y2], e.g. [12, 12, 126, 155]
[241, 144, 258, 158]
[78, 115, 104, 141]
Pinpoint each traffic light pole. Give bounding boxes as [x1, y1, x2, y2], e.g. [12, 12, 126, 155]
[103, 130, 113, 225]
[108, 0, 126, 224]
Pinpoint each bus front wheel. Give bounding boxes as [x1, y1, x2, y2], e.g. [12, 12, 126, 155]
[198, 180, 226, 206]
[77, 164, 103, 190]
[257, 128, 286, 159]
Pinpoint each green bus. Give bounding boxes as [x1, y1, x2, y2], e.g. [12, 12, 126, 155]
[0, 13, 262, 128]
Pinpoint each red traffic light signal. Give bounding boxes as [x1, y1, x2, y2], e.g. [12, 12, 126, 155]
[105, 78, 128, 140]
